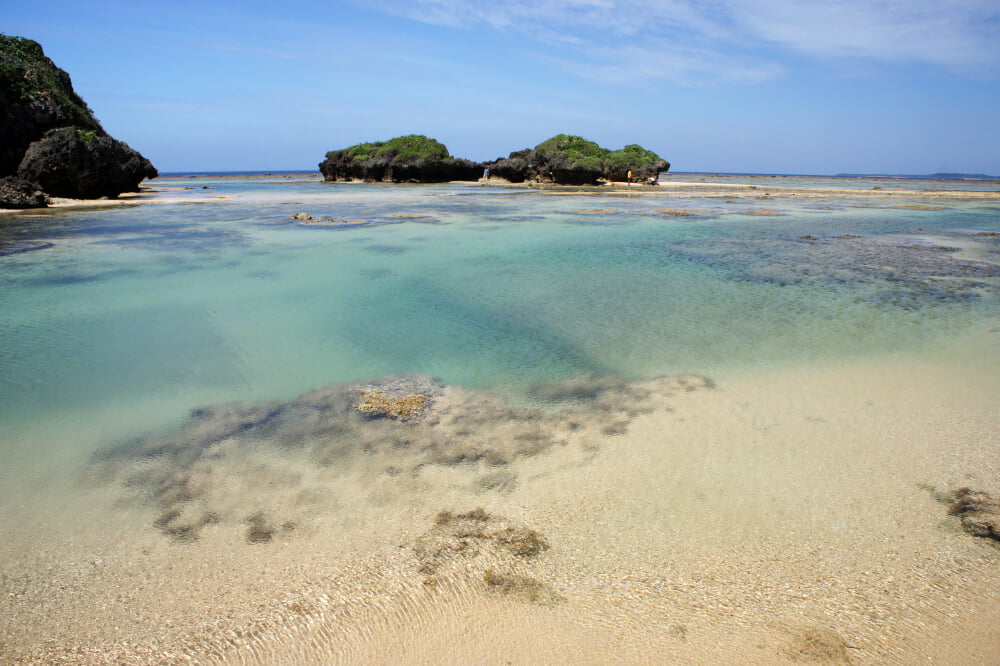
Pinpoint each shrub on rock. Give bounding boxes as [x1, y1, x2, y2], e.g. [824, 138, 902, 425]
[482, 135, 669, 185]
[320, 135, 480, 183]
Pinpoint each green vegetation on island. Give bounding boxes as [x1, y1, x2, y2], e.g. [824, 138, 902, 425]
[484, 134, 670, 185]
[533, 135, 607, 171]
[343, 135, 451, 163]
[320, 133, 670, 185]
[320, 134, 480, 183]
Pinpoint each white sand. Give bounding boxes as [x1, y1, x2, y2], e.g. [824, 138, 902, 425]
[2, 342, 998, 664]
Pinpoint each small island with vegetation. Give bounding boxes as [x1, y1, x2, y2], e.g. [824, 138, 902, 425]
[320, 134, 670, 186]
[0, 34, 157, 209]
[484, 134, 669, 185]
[319, 134, 480, 183]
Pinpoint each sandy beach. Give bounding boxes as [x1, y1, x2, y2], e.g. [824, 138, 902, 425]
[2, 343, 999, 664]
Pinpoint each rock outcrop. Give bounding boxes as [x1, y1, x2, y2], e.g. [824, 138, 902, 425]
[0, 34, 156, 207]
[319, 134, 480, 183]
[483, 135, 670, 185]
[17, 127, 157, 199]
[0, 175, 49, 209]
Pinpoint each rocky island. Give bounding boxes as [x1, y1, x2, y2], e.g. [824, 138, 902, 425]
[0, 34, 157, 209]
[484, 134, 670, 185]
[320, 134, 669, 186]
[319, 135, 480, 183]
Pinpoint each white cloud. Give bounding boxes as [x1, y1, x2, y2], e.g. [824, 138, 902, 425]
[360, 0, 1000, 81]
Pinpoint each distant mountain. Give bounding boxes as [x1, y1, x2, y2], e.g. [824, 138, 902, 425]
[835, 172, 997, 181]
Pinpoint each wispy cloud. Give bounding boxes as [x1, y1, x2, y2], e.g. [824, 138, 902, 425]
[541, 44, 786, 87]
[730, 0, 1000, 72]
[360, 0, 1000, 82]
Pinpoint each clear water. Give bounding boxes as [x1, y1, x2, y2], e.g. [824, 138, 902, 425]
[1, 176, 998, 471]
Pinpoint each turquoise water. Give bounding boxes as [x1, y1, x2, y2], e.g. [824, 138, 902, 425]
[1, 177, 999, 469]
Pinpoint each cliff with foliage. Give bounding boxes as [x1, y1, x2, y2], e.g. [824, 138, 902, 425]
[0, 34, 157, 207]
[484, 135, 670, 185]
[319, 135, 481, 183]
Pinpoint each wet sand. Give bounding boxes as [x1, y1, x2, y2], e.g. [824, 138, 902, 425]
[2, 345, 999, 664]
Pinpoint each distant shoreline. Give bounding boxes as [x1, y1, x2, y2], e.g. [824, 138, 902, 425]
[157, 169, 1000, 183]
[4, 172, 998, 215]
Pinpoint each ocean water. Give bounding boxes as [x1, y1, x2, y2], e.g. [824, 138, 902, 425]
[2, 175, 1000, 663]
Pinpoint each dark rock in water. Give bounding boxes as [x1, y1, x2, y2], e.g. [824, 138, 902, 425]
[482, 134, 670, 185]
[319, 134, 481, 183]
[1, 34, 157, 199]
[0, 34, 104, 177]
[0, 175, 48, 208]
[948, 488, 1000, 541]
[18, 127, 158, 199]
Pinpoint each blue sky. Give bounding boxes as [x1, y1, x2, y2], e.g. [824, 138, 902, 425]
[4, 0, 999, 174]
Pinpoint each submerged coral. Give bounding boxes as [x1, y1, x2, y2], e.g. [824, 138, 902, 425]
[354, 389, 429, 419]
[675, 232, 1000, 304]
[412, 508, 560, 604]
[947, 488, 1000, 541]
[91, 373, 712, 543]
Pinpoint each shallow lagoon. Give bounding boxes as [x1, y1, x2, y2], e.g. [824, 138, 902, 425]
[3, 177, 997, 430]
[1, 175, 999, 664]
